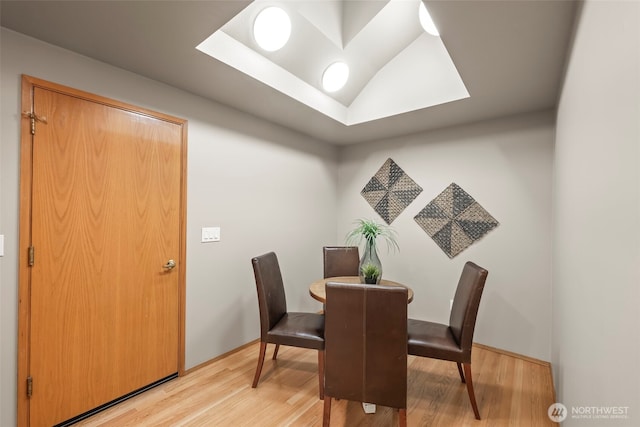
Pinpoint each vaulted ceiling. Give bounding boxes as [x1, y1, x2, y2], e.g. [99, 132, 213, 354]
[197, 0, 470, 126]
[0, 1, 578, 144]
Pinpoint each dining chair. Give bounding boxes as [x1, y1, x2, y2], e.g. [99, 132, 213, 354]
[322, 246, 360, 278]
[323, 282, 408, 427]
[251, 252, 325, 399]
[407, 261, 488, 420]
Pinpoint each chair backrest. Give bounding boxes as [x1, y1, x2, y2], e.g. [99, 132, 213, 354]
[252, 252, 287, 339]
[449, 261, 488, 353]
[324, 282, 408, 409]
[323, 246, 360, 278]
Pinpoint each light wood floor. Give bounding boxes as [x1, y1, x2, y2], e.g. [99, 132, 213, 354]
[76, 342, 557, 426]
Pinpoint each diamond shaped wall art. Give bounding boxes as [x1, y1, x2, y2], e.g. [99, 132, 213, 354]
[361, 158, 423, 224]
[414, 183, 499, 258]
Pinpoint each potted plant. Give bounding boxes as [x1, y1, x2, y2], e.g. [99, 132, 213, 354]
[361, 263, 381, 284]
[346, 218, 399, 283]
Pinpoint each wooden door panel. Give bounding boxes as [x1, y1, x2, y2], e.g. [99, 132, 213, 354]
[21, 80, 186, 427]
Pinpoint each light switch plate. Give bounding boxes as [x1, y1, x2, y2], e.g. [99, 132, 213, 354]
[201, 227, 220, 243]
[0, 235, 4, 256]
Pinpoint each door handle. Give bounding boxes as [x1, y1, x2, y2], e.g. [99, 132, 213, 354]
[163, 259, 176, 270]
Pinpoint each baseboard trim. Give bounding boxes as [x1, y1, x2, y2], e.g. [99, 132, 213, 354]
[473, 342, 551, 367]
[185, 340, 553, 379]
[184, 338, 259, 375]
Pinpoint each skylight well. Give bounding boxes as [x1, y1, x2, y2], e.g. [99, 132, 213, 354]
[196, 0, 469, 126]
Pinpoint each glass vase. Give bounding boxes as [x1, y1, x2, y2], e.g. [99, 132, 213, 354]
[359, 240, 382, 284]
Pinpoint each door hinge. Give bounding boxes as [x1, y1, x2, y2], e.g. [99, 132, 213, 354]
[28, 246, 34, 266]
[27, 376, 33, 398]
[21, 111, 47, 135]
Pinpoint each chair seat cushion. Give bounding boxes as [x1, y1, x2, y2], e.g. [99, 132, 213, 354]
[267, 312, 325, 350]
[407, 319, 469, 363]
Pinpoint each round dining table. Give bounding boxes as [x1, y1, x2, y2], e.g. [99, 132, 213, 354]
[309, 276, 413, 304]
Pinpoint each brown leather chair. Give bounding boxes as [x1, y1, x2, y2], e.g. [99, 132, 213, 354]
[323, 282, 408, 427]
[407, 261, 488, 420]
[251, 252, 325, 399]
[322, 246, 360, 278]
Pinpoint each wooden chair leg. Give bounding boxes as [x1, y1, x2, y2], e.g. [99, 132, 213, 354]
[323, 396, 331, 427]
[462, 363, 481, 420]
[318, 350, 325, 400]
[252, 341, 267, 388]
[398, 408, 407, 427]
[456, 362, 466, 383]
[272, 344, 280, 360]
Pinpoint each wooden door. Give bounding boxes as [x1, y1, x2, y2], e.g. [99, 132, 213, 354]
[17, 76, 187, 427]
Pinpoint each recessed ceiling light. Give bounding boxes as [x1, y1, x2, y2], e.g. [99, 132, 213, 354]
[419, 3, 439, 37]
[253, 7, 291, 52]
[322, 62, 349, 92]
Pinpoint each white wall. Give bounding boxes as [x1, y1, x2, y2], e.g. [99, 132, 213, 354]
[553, 1, 640, 425]
[338, 111, 554, 361]
[0, 29, 338, 426]
[7, 2, 639, 424]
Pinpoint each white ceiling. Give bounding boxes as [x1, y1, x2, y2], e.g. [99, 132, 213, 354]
[0, 0, 578, 145]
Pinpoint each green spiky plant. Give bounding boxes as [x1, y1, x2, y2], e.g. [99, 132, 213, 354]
[346, 218, 399, 283]
[345, 218, 399, 253]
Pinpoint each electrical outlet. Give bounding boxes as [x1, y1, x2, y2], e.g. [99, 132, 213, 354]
[362, 403, 376, 414]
